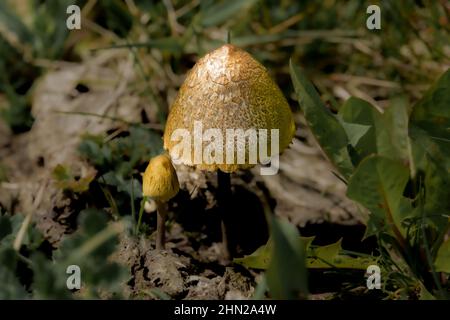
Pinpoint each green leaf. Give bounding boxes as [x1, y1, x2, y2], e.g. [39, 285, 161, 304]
[421, 156, 450, 234]
[0, 213, 43, 250]
[79, 126, 162, 176]
[338, 96, 412, 167]
[0, 248, 28, 299]
[410, 69, 450, 172]
[52, 164, 72, 181]
[338, 97, 382, 161]
[410, 127, 450, 236]
[98, 0, 133, 38]
[408, 70, 450, 235]
[338, 121, 371, 148]
[435, 239, 450, 273]
[0, 93, 34, 133]
[266, 217, 308, 299]
[411, 69, 450, 131]
[31, 252, 72, 299]
[303, 236, 315, 252]
[307, 239, 376, 270]
[307, 239, 342, 268]
[290, 60, 354, 179]
[235, 236, 374, 271]
[51, 210, 130, 298]
[0, 246, 18, 273]
[78, 135, 112, 170]
[347, 155, 411, 238]
[234, 240, 272, 269]
[252, 274, 268, 299]
[0, 214, 12, 242]
[375, 96, 412, 165]
[234, 236, 314, 270]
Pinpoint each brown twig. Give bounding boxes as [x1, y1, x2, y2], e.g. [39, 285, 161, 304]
[156, 200, 168, 250]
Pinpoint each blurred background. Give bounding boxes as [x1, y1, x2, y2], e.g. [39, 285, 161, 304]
[0, 0, 449, 299]
[1, 0, 449, 133]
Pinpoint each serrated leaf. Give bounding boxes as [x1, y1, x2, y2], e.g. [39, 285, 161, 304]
[307, 239, 376, 270]
[303, 236, 315, 252]
[234, 241, 272, 269]
[234, 236, 315, 270]
[309, 238, 342, 264]
[290, 60, 354, 179]
[236, 234, 373, 272]
[347, 155, 412, 237]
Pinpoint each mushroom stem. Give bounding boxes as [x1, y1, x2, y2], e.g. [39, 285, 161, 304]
[156, 200, 168, 250]
[217, 170, 232, 261]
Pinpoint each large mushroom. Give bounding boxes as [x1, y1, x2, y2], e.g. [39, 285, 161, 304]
[163, 44, 295, 260]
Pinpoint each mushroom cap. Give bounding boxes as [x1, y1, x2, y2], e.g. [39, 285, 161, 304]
[163, 44, 295, 172]
[142, 154, 180, 202]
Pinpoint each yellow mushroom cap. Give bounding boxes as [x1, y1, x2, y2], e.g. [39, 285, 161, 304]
[142, 154, 180, 202]
[163, 44, 295, 172]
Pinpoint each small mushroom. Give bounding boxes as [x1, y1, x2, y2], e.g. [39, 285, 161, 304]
[142, 153, 180, 250]
[163, 44, 295, 260]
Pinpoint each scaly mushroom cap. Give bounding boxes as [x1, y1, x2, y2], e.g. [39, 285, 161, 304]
[142, 154, 180, 202]
[163, 44, 295, 172]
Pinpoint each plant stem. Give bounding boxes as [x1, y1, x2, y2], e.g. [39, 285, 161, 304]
[217, 170, 232, 262]
[156, 200, 167, 250]
[135, 196, 147, 235]
[130, 177, 136, 224]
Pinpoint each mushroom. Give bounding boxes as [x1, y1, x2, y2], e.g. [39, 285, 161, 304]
[141, 153, 180, 250]
[163, 44, 295, 259]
